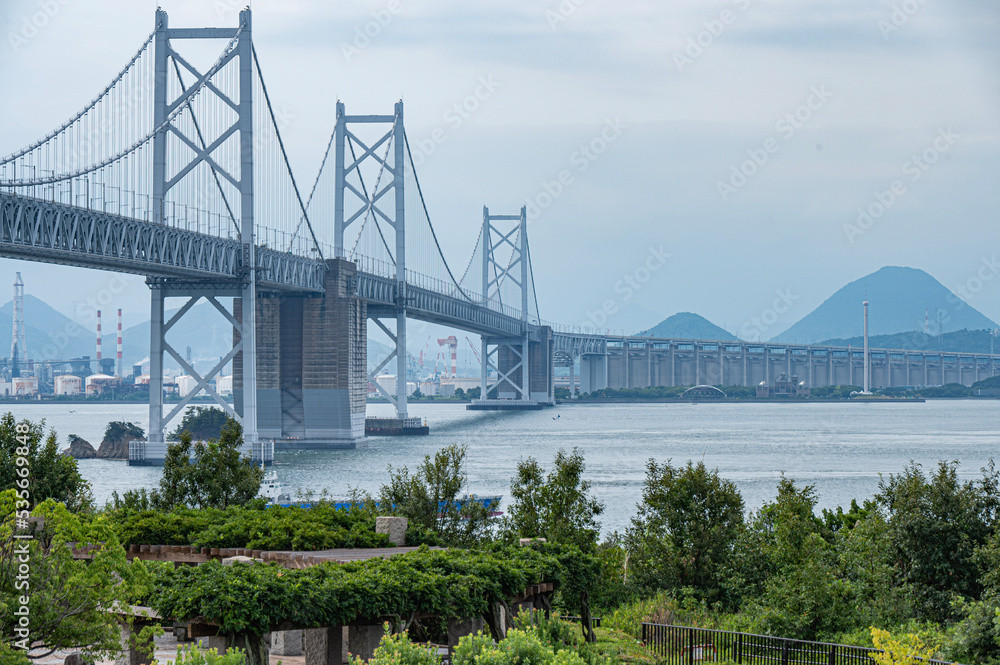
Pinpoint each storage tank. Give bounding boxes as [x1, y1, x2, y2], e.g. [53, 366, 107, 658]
[54, 375, 82, 395]
[176, 375, 199, 397]
[215, 375, 233, 395]
[12, 377, 38, 396]
[85, 374, 115, 395]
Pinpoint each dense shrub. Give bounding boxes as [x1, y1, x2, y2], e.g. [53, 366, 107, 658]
[111, 503, 392, 550]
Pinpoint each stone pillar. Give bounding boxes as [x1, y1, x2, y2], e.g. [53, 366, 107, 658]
[447, 617, 485, 650]
[116, 623, 154, 665]
[271, 630, 304, 657]
[198, 636, 227, 654]
[376, 516, 408, 546]
[305, 627, 346, 665]
[348, 624, 385, 662]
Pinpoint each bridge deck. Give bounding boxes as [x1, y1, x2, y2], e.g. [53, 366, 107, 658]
[0, 192, 326, 292]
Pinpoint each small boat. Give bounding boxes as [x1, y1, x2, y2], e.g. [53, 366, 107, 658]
[259, 467, 290, 504]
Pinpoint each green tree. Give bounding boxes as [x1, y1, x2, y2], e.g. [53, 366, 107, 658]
[834, 509, 912, 630]
[625, 459, 743, 600]
[503, 448, 604, 551]
[169, 406, 230, 441]
[876, 459, 1000, 622]
[725, 477, 824, 600]
[0, 490, 150, 662]
[377, 444, 491, 546]
[154, 419, 264, 510]
[735, 478, 847, 640]
[0, 413, 93, 512]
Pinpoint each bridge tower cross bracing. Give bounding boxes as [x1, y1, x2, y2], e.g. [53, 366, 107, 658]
[476, 206, 536, 404]
[335, 101, 410, 419]
[142, 8, 266, 464]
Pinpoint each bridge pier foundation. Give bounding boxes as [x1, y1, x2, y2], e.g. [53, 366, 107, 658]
[236, 258, 368, 450]
[469, 327, 554, 409]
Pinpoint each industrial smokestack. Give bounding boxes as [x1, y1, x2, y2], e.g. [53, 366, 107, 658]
[96, 310, 102, 363]
[11, 272, 25, 363]
[863, 297, 870, 394]
[116, 309, 123, 378]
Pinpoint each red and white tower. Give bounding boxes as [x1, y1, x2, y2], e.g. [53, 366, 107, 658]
[437, 336, 458, 379]
[116, 309, 123, 377]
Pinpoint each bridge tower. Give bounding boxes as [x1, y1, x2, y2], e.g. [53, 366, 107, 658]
[471, 206, 554, 409]
[142, 8, 267, 463]
[333, 101, 410, 420]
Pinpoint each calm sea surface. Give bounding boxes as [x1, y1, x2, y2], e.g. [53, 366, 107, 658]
[5, 400, 998, 535]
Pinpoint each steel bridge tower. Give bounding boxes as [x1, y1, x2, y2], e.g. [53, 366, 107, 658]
[333, 101, 410, 419]
[472, 206, 553, 407]
[143, 8, 266, 463]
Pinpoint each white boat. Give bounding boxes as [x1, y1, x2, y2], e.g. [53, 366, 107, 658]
[259, 467, 290, 504]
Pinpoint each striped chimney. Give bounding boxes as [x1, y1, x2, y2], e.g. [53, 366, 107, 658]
[117, 308, 123, 378]
[96, 310, 102, 362]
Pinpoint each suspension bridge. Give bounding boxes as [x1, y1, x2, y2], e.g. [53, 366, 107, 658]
[2, 10, 998, 465]
[0, 8, 553, 464]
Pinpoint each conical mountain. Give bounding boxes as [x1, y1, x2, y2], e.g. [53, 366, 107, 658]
[642, 312, 739, 341]
[771, 266, 998, 344]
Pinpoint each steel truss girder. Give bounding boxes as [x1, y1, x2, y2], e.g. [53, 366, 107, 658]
[0, 193, 325, 292]
[357, 271, 538, 338]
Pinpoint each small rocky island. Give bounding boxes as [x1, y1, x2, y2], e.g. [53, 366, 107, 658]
[62, 421, 145, 460]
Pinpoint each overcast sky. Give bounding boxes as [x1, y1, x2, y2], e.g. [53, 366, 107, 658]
[0, 0, 997, 339]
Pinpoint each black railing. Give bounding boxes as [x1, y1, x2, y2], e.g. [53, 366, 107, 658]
[640, 623, 957, 665]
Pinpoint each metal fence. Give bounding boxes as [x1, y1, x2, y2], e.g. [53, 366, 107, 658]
[640, 623, 956, 665]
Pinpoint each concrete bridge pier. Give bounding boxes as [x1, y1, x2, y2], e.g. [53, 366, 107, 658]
[579, 353, 608, 393]
[470, 326, 554, 409]
[235, 258, 368, 450]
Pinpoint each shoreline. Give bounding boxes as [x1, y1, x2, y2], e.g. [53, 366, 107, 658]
[6, 396, 997, 406]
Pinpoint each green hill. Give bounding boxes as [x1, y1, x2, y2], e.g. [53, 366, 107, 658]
[641, 312, 740, 341]
[772, 266, 998, 344]
[819, 329, 1000, 355]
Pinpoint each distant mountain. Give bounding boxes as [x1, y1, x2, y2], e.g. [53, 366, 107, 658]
[641, 312, 740, 341]
[122, 301, 239, 372]
[0, 295, 96, 363]
[771, 266, 998, 344]
[819, 329, 1000, 355]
